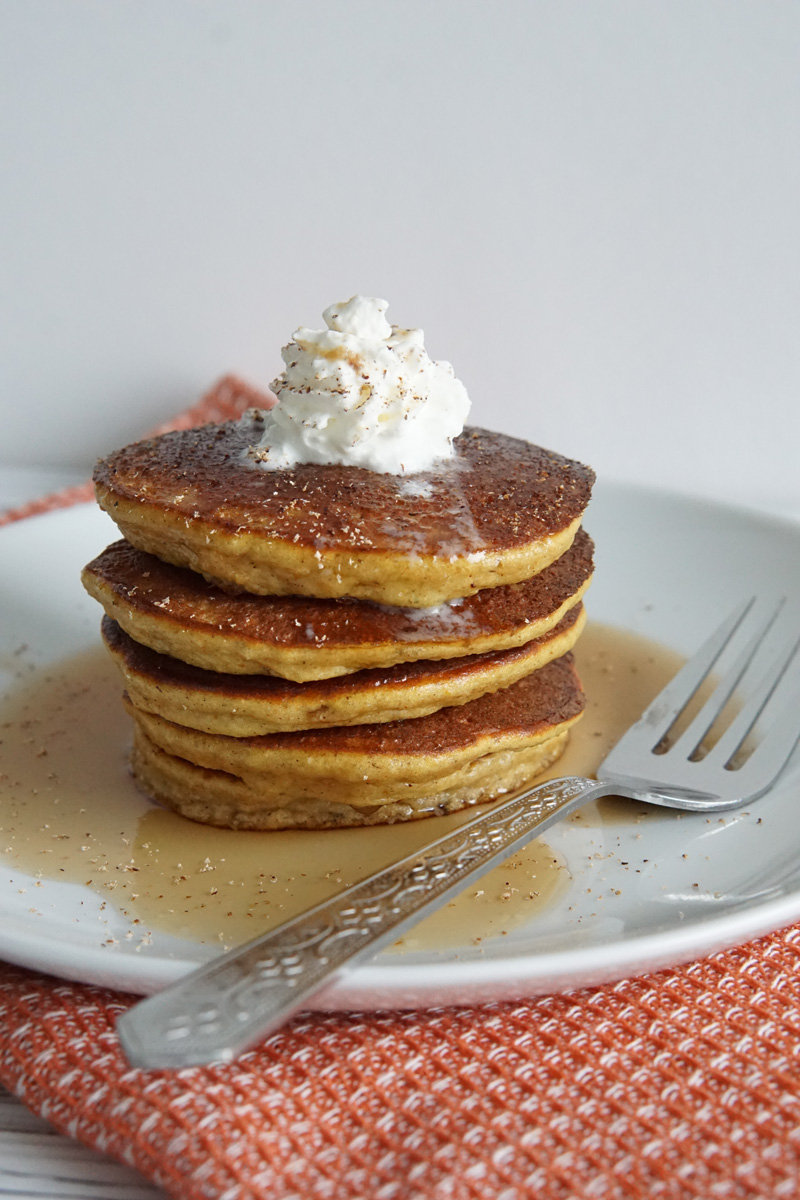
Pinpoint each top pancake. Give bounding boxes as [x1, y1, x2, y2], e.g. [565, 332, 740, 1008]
[93, 414, 595, 607]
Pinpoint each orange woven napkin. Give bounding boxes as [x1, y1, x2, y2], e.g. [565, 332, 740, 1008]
[2, 377, 800, 1200]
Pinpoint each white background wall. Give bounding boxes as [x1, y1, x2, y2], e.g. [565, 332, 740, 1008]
[2, 1, 799, 515]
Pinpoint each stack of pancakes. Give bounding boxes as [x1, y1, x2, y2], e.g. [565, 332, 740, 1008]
[82, 405, 595, 830]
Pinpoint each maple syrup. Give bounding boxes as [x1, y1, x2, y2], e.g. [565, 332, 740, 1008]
[0, 623, 684, 954]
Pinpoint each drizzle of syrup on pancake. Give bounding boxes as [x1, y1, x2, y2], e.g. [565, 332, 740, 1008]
[83, 528, 594, 650]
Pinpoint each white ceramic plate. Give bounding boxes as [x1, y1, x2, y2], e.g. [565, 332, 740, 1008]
[1, 484, 799, 1009]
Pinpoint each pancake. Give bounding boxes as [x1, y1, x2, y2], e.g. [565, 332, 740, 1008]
[93, 414, 595, 607]
[133, 726, 569, 831]
[127, 652, 585, 829]
[81, 529, 593, 681]
[101, 604, 586, 735]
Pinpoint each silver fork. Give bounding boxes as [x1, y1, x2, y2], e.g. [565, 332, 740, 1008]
[117, 597, 800, 1069]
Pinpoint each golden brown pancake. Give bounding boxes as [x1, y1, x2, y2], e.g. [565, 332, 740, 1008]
[101, 604, 585, 735]
[93, 416, 595, 607]
[127, 652, 585, 829]
[82, 529, 593, 680]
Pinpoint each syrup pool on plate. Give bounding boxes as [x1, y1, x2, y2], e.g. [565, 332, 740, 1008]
[0, 623, 684, 955]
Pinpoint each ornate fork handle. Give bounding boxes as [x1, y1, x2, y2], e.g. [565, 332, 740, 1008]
[117, 776, 607, 1068]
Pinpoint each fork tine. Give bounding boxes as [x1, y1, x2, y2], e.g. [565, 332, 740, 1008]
[710, 631, 800, 770]
[728, 688, 800, 799]
[636, 597, 755, 748]
[670, 598, 785, 761]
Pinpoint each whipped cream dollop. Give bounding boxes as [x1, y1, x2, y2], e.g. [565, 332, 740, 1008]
[249, 296, 471, 475]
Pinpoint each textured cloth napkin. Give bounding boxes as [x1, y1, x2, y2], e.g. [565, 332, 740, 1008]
[2, 378, 800, 1200]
